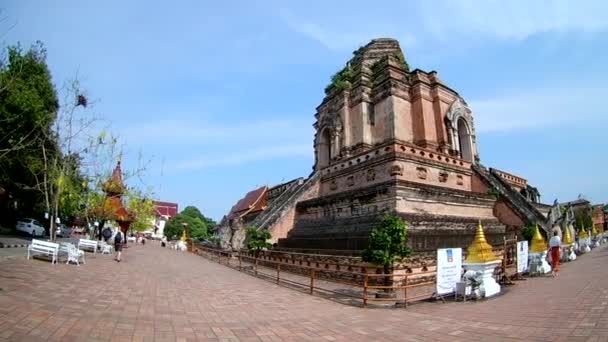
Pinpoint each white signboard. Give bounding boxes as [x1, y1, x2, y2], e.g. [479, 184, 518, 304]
[436, 248, 462, 295]
[517, 241, 529, 273]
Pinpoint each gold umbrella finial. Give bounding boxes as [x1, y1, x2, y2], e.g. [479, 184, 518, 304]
[530, 224, 547, 253]
[592, 224, 599, 237]
[464, 221, 500, 263]
[562, 225, 574, 245]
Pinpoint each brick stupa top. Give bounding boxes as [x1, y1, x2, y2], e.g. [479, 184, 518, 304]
[323, 38, 424, 98]
[103, 161, 126, 196]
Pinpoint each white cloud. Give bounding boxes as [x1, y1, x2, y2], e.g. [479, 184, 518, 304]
[173, 144, 311, 170]
[470, 83, 608, 133]
[278, 8, 417, 51]
[419, 0, 608, 41]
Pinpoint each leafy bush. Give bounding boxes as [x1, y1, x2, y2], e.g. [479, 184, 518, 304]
[521, 225, 536, 242]
[324, 66, 353, 94]
[574, 207, 593, 231]
[487, 187, 501, 200]
[245, 227, 272, 256]
[393, 52, 410, 72]
[362, 214, 412, 290]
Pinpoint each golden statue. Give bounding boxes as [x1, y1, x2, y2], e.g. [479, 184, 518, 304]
[180, 229, 187, 242]
[464, 221, 500, 263]
[529, 224, 547, 253]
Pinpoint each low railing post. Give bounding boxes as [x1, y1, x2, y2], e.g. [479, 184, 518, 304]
[363, 274, 368, 307]
[277, 263, 281, 284]
[404, 275, 409, 308]
[310, 269, 315, 294]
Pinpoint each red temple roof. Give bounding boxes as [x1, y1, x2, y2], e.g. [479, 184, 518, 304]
[153, 201, 178, 218]
[228, 186, 268, 219]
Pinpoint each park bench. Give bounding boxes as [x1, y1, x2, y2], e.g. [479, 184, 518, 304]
[98, 241, 113, 255]
[27, 239, 59, 264]
[78, 238, 98, 253]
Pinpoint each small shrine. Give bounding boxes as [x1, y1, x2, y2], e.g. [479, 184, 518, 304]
[579, 228, 591, 253]
[462, 222, 502, 298]
[561, 226, 576, 261]
[591, 224, 601, 248]
[99, 161, 132, 238]
[529, 225, 551, 274]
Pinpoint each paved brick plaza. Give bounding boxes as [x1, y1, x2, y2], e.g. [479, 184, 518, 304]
[1, 244, 608, 342]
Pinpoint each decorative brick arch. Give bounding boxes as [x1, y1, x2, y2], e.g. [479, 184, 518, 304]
[445, 98, 479, 163]
[314, 112, 343, 169]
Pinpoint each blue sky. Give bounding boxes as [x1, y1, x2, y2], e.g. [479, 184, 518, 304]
[3, 1, 608, 220]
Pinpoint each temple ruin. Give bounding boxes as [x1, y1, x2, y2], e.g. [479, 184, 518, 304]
[216, 38, 553, 253]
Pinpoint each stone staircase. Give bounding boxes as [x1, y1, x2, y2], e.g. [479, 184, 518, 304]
[473, 164, 549, 233]
[250, 172, 319, 232]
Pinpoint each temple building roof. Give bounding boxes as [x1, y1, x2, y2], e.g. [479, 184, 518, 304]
[227, 186, 268, 220]
[153, 201, 178, 218]
[103, 161, 126, 195]
[106, 196, 130, 222]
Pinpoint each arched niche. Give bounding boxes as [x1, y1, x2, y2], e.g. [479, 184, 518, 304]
[457, 118, 473, 162]
[446, 98, 479, 163]
[317, 127, 331, 168]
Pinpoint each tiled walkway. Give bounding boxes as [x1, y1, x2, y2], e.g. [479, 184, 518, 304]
[1, 243, 607, 341]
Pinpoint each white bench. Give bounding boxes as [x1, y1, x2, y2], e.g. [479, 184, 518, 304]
[98, 241, 113, 254]
[27, 239, 59, 264]
[78, 238, 98, 253]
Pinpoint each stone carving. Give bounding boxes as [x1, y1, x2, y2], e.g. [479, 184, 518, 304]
[439, 171, 449, 183]
[389, 165, 403, 176]
[330, 180, 338, 190]
[366, 168, 376, 182]
[416, 167, 427, 180]
[457, 175, 464, 185]
[346, 175, 355, 187]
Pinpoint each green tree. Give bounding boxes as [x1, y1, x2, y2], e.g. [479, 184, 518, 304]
[0, 42, 59, 224]
[164, 206, 215, 241]
[521, 225, 536, 242]
[245, 227, 271, 256]
[574, 207, 593, 231]
[361, 214, 412, 290]
[126, 196, 155, 233]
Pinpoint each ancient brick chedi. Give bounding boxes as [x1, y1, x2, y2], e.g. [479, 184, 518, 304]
[216, 38, 550, 252]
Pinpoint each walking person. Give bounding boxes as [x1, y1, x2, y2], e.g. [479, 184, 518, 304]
[114, 229, 124, 262]
[549, 231, 561, 277]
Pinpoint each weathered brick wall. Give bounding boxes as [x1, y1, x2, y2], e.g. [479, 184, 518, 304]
[471, 171, 489, 194]
[494, 198, 525, 227]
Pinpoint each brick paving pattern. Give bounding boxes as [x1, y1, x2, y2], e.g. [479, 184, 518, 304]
[1, 243, 608, 341]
